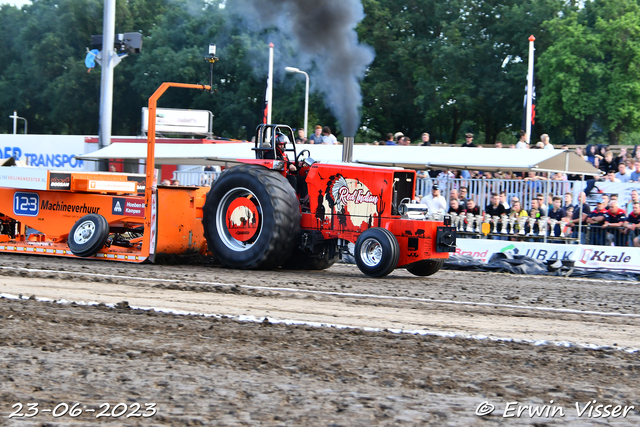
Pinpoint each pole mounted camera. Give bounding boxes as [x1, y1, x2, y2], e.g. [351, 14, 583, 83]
[91, 32, 143, 54]
[86, 32, 142, 71]
[205, 44, 219, 93]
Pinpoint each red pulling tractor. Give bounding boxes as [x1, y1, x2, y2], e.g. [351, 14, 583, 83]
[0, 82, 455, 277]
[203, 124, 456, 277]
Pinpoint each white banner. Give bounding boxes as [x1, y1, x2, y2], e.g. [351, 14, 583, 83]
[0, 135, 86, 170]
[572, 181, 640, 211]
[0, 168, 48, 190]
[141, 108, 211, 135]
[456, 238, 640, 272]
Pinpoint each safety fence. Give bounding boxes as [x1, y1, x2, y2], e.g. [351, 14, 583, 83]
[415, 177, 576, 211]
[173, 166, 220, 186]
[417, 177, 640, 247]
[452, 223, 639, 247]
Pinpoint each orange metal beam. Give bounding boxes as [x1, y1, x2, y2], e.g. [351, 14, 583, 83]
[143, 83, 211, 259]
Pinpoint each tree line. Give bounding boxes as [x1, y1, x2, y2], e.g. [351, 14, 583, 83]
[0, 0, 638, 146]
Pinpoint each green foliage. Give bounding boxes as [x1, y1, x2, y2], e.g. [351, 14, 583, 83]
[538, 0, 640, 144]
[359, 0, 565, 145]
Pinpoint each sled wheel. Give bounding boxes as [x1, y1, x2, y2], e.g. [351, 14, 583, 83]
[282, 241, 339, 270]
[202, 164, 301, 269]
[406, 259, 445, 277]
[354, 228, 399, 277]
[68, 214, 110, 257]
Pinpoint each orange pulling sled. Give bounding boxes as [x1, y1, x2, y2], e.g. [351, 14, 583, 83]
[0, 83, 211, 263]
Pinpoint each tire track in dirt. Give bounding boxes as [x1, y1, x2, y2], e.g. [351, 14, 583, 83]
[1, 273, 639, 350]
[1, 296, 639, 426]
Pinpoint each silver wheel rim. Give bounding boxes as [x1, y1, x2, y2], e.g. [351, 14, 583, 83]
[73, 220, 95, 244]
[216, 187, 263, 252]
[360, 238, 383, 267]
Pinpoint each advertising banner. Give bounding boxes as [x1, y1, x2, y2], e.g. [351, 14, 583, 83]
[572, 181, 640, 212]
[456, 238, 640, 273]
[0, 135, 87, 170]
[141, 108, 211, 135]
[0, 168, 48, 190]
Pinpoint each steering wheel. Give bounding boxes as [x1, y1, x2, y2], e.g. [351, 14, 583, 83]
[296, 149, 311, 167]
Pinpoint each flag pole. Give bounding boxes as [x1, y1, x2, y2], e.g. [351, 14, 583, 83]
[526, 35, 535, 144]
[267, 43, 274, 125]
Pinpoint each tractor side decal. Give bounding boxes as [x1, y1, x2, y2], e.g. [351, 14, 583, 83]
[13, 192, 40, 217]
[40, 199, 101, 214]
[49, 172, 72, 190]
[225, 197, 260, 242]
[112, 198, 145, 217]
[311, 171, 386, 232]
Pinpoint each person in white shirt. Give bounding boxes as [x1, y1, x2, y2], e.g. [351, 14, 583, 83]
[605, 170, 621, 183]
[515, 130, 528, 149]
[616, 163, 632, 183]
[499, 191, 510, 211]
[541, 134, 554, 149]
[321, 126, 338, 145]
[436, 169, 454, 188]
[420, 183, 447, 213]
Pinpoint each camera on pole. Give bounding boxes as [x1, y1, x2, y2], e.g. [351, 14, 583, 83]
[91, 32, 143, 54]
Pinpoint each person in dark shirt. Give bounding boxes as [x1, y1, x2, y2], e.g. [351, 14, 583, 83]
[461, 133, 476, 147]
[598, 150, 618, 174]
[448, 198, 465, 215]
[485, 192, 506, 233]
[624, 202, 640, 246]
[465, 198, 480, 216]
[420, 132, 431, 146]
[603, 200, 627, 246]
[294, 128, 307, 145]
[587, 196, 608, 245]
[484, 192, 506, 215]
[547, 196, 566, 237]
[571, 192, 591, 243]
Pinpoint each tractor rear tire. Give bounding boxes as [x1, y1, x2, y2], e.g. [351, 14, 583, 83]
[406, 259, 445, 277]
[202, 164, 301, 270]
[68, 214, 110, 257]
[354, 228, 399, 277]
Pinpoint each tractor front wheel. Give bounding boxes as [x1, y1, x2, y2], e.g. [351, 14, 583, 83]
[406, 259, 445, 277]
[202, 164, 301, 270]
[354, 228, 399, 277]
[68, 214, 110, 257]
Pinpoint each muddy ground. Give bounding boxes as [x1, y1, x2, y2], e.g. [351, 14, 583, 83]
[0, 254, 639, 426]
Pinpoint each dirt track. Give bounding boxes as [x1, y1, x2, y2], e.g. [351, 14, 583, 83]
[1, 254, 639, 425]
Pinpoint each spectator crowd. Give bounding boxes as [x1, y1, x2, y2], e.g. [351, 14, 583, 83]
[420, 184, 640, 247]
[295, 127, 640, 247]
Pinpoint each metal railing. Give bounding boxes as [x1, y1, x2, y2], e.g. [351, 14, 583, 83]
[416, 177, 574, 211]
[172, 166, 220, 186]
[417, 177, 640, 247]
[448, 217, 638, 246]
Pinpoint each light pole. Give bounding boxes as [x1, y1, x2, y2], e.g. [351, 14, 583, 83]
[285, 67, 309, 138]
[9, 111, 27, 134]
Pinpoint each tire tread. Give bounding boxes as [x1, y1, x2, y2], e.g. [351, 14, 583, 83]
[202, 164, 301, 270]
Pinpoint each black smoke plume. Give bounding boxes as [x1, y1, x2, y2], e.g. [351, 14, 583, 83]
[234, 0, 374, 137]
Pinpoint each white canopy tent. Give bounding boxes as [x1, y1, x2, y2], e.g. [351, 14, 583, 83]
[78, 143, 602, 176]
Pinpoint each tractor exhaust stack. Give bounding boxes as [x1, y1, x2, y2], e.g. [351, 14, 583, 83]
[342, 136, 354, 163]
